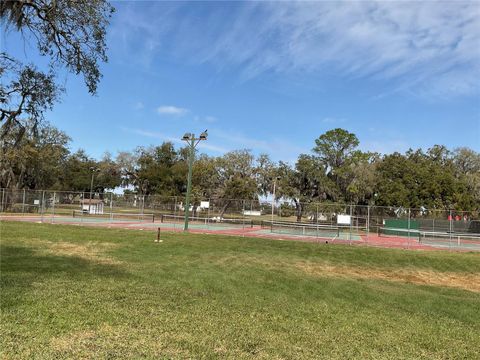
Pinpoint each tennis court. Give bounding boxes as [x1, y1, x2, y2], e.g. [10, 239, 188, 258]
[259, 220, 362, 241]
[21, 212, 256, 231]
[159, 214, 254, 230]
[379, 227, 480, 250]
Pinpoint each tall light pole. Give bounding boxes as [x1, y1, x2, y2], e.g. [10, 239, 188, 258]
[181, 130, 208, 231]
[271, 176, 280, 222]
[89, 167, 100, 214]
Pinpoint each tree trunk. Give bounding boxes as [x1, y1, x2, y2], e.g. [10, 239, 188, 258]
[294, 199, 303, 222]
[219, 200, 231, 218]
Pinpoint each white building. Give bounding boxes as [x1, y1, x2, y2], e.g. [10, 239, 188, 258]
[81, 199, 104, 214]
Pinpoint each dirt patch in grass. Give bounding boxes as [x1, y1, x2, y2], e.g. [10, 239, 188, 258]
[214, 255, 480, 293]
[27, 239, 122, 265]
[49, 325, 192, 358]
[294, 261, 480, 293]
[50, 329, 98, 353]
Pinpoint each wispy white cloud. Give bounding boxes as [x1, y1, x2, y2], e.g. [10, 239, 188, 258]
[120, 126, 306, 159]
[120, 127, 227, 153]
[110, 1, 480, 98]
[157, 105, 189, 116]
[196, 142, 227, 153]
[213, 129, 308, 158]
[134, 101, 144, 110]
[121, 128, 178, 143]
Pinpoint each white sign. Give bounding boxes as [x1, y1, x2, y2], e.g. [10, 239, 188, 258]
[337, 214, 351, 225]
[200, 201, 210, 209]
[34, 200, 40, 205]
[243, 210, 262, 216]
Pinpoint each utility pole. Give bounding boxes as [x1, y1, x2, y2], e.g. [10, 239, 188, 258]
[181, 130, 208, 231]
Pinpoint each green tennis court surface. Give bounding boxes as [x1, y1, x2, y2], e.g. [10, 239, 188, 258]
[131, 221, 239, 231]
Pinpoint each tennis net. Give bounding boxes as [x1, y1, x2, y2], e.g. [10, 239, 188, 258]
[160, 214, 253, 228]
[72, 210, 155, 222]
[420, 231, 480, 246]
[261, 220, 340, 239]
[379, 227, 480, 246]
[378, 227, 420, 239]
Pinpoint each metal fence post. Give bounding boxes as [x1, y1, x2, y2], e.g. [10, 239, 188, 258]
[174, 196, 178, 230]
[41, 190, 45, 223]
[449, 209, 453, 249]
[52, 191, 56, 223]
[110, 192, 113, 222]
[349, 204, 353, 244]
[242, 200, 245, 231]
[367, 205, 370, 242]
[80, 192, 84, 223]
[22, 188, 26, 215]
[407, 208, 411, 249]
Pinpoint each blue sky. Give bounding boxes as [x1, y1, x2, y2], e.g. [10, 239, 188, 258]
[3, 1, 480, 161]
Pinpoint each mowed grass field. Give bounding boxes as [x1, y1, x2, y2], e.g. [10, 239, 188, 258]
[1, 222, 479, 359]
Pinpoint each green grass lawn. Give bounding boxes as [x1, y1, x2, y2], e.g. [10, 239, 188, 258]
[1, 222, 479, 359]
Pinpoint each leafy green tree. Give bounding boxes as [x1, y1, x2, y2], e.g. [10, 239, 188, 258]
[453, 147, 480, 174]
[0, 121, 70, 190]
[60, 150, 97, 192]
[1, 0, 114, 191]
[115, 150, 139, 189]
[1, 0, 114, 153]
[374, 152, 410, 207]
[452, 147, 480, 211]
[345, 152, 379, 204]
[192, 154, 220, 200]
[96, 152, 122, 193]
[0, 57, 61, 143]
[132, 143, 186, 196]
[1, 0, 114, 94]
[312, 128, 372, 202]
[374, 146, 477, 211]
[275, 155, 333, 221]
[255, 153, 277, 198]
[215, 150, 258, 217]
[313, 128, 359, 172]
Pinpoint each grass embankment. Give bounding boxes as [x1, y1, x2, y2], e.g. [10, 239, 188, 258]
[1, 221, 479, 359]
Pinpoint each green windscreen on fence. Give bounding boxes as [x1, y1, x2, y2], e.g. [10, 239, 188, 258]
[383, 219, 419, 237]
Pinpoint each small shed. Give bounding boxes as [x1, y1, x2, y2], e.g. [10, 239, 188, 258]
[81, 199, 104, 214]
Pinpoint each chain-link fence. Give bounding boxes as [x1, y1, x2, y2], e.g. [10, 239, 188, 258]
[1, 188, 479, 249]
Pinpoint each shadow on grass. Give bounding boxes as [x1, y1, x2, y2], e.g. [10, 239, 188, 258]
[0, 245, 129, 308]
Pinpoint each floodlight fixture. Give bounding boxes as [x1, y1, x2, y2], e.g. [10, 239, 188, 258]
[199, 130, 208, 140]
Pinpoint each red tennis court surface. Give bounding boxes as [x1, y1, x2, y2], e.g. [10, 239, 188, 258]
[2, 215, 479, 252]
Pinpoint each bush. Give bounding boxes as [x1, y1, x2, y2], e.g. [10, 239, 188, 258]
[279, 204, 295, 217]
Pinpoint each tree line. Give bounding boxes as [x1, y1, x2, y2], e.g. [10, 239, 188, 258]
[2, 123, 479, 218]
